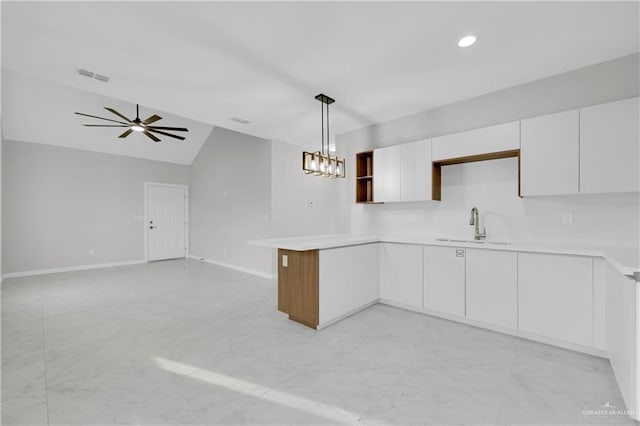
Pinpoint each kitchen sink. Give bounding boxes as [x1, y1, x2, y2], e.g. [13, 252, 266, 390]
[435, 238, 510, 245]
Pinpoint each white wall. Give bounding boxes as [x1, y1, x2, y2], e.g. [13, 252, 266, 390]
[189, 127, 273, 274]
[189, 134, 350, 276]
[341, 54, 640, 248]
[2, 140, 191, 274]
[353, 157, 639, 247]
[271, 140, 349, 238]
[0, 128, 3, 280]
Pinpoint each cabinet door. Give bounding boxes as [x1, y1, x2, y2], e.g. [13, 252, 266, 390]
[605, 262, 638, 416]
[431, 121, 519, 161]
[354, 244, 379, 307]
[580, 97, 639, 194]
[593, 258, 607, 350]
[278, 249, 319, 327]
[521, 110, 579, 196]
[379, 243, 423, 308]
[423, 246, 465, 317]
[373, 145, 401, 202]
[466, 249, 517, 329]
[401, 139, 432, 202]
[518, 253, 593, 347]
[319, 247, 355, 324]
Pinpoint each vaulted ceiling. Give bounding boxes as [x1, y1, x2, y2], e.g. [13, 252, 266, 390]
[2, 1, 638, 160]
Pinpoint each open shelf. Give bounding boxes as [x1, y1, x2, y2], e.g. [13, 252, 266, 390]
[355, 151, 374, 203]
[431, 149, 521, 200]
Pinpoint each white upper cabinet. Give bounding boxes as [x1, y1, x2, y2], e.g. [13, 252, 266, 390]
[521, 109, 579, 196]
[401, 139, 432, 202]
[431, 121, 519, 161]
[373, 145, 401, 202]
[580, 97, 639, 194]
[374, 140, 432, 203]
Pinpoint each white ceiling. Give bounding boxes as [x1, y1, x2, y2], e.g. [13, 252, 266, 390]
[2, 70, 214, 165]
[2, 1, 639, 155]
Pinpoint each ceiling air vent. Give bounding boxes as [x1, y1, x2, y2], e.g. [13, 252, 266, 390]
[77, 68, 94, 78]
[94, 74, 110, 83]
[77, 68, 110, 83]
[232, 117, 250, 125]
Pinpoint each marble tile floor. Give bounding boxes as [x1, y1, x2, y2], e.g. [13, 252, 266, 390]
[1, 258, 635, 425]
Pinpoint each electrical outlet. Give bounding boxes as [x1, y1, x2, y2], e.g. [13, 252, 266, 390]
[562, 212, 574, 225]
[282, 255, 288, 267]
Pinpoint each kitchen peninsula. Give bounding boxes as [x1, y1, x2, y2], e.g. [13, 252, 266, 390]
[251, 234, 640, 420]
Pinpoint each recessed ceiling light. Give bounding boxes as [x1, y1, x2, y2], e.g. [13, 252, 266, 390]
[458, 35, 477, 48]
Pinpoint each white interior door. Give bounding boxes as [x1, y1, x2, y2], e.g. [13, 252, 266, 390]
[146, 184, 187, 261]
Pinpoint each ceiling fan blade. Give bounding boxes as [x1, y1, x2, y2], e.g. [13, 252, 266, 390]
[83, 124, 130, 127]
[143, 114, 162, 125]
[104, 107, 133, 123]
[75, 112, 129, 125]
[146, 125, 189, 132]
[143, 130, 161, 142]
[147, 128, 186, 140]
[118, 129, 133, 138]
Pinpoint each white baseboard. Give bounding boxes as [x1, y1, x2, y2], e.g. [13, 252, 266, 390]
[378, 299, 607, 358]
[2, 260, 147, 280]
[317, 300, 378, 331]
[187, 255, 274, 280]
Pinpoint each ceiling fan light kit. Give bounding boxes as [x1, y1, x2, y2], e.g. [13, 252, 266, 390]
[75, 104, 189, 142]
[303, 93, 345, 178]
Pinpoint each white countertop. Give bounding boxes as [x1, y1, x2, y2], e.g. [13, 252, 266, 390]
[249, 234, 639, 279]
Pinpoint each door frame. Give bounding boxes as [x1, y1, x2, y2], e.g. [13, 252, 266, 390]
[144, 182, 189, 261]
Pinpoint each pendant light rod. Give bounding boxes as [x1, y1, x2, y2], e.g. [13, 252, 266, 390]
[315, 93, 334, 155]
[321, 96, 325, 155]
[303, 93, 344, 178]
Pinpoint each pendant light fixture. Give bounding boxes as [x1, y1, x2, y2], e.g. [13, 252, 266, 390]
[302, 93, 346, 178]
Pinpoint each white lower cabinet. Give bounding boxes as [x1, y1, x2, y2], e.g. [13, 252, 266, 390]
[380, 243, 423, 308]
[605, 262, 638, 419]
[319, 246, 355, 324]
[466, 249, 518, 329]
[423, 246, 465, 317]
[518, 252, 593, 347]
[593, 258, 607, 350]
[354, 244, 379, 307]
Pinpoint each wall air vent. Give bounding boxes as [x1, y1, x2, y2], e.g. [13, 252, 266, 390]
[232, 117, 250, 125]
[77, 68, 110, 83]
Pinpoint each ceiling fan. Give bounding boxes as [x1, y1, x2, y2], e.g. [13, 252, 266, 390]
[75, 104, 189, 142]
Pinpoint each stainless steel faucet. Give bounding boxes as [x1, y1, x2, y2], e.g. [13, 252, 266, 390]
[469, 207, 486, 240]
